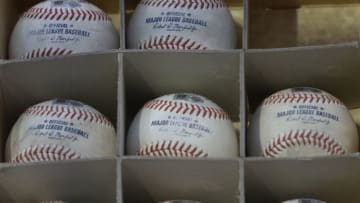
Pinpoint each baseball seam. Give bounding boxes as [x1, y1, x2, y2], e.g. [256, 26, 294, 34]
[262, 93, 342, 105]
[138, 140, 208, 157]
[140, 0, 226, 9]
[12, 144, 80, 163]
[138, 35, 207, 50]
[24, 104, 113, 127]
[144, 99, 229, 120]
[264, 129, 346, 157]
[22, 7, 110, 21]
[22, 48, 73, 59]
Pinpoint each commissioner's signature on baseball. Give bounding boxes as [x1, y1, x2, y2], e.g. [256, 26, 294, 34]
[286, 115, 330, 125]
[153, 23, 198, 32]
[53, 36, 81, 43]
[159, 127, 204, 138]
[33, 130, 79, 142]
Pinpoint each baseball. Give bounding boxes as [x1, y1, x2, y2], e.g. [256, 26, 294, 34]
[248, 87, 359, 157]
[6, 99, 116, 163]
[9, 0, 119, 59]
[127, 93, 238, 158]
[127, 0, 237, 50]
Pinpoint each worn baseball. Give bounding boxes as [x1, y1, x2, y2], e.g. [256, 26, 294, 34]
[127, 0, 236, 50]
[9, 0, 119, 59]
[248, 87, 359, 157]
[6, 99, 116, 163]
[281, 199, 327, 203]
[127, 93, 238, 158]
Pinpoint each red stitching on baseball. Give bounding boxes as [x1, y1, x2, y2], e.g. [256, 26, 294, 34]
[264, 129, 347, 157]
[138, 140, 208, 157]
[22, 48, 73, 59]
[24, 104, 113, 127]
[144, 99, 229, 120]
[12, 144, 81, 163]
[22, 7, 110, 21]
[140, 0, 226, 9]
[262, 93, 342, 105]
[138, 35, 207, 50]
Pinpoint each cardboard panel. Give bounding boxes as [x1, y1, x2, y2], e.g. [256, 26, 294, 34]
[120, 0, 126, 49]
[239, 159, 245, 203]
[0, 52, 119, 154]
[246, 43, 360, 112]
[240, 53, 246, 157]
[249, 0, 360, 48]
[0, 159, 116, 203]
[0, 62, 5, 161]
[0, 180, 14, 203]
[0, 0, 16, 59]
[245, 156, 360, 203]
[243, 0, 249, 49]
[124, 0, 244, 49]
[117, 53, 126, 156]
[122, 158, 241, 203]
[116, 159, 123, 203]
[0, 1, 6, 58]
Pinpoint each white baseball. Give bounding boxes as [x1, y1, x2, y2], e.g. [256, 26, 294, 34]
[6, 99, 116, 163]
[9, 0, 119, 59]
[127, 0, 237, 50]
[127, 93, 238, 158]
[248, 87, 359, 157]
